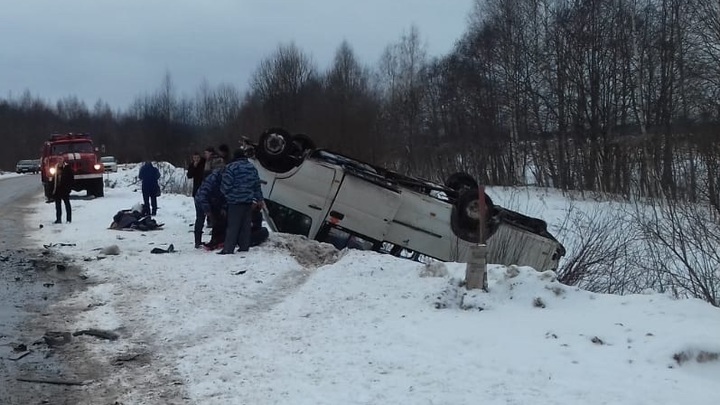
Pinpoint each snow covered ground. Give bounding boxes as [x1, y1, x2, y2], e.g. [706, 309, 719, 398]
[23, 166, 720, 404]
[0, 171, 28, 180]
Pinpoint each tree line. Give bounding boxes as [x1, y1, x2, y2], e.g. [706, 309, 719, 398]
[3, 0, 720, 208]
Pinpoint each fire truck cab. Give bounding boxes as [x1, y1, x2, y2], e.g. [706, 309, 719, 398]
[41, 133, 105, 199]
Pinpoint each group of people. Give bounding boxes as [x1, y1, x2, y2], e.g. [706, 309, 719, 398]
[48, 143, 268, 255]
[187, 143, 269, 254]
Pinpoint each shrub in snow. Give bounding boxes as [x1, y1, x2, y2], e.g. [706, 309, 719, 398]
[109, 162, 191, 195]
[631, 197, 720, 307]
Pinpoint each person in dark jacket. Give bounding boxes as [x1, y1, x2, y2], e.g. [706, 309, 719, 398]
[51, 157, 74, 224]
[186, 152, 206, 197]
[138, 161, 161, 216]
[218, 143, 230, 164]
[194, 168, 227, 249]
[218, 148, 264, 254]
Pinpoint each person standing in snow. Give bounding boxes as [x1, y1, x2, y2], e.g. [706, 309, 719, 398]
[138, 161, 161, 216]
[51, 157, 74, 224]
[186, 151, 206, 197]
[218, 148, 264, 254]
[194, 167, 227, 249]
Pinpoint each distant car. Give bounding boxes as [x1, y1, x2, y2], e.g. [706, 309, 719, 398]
[100, 156, 118, 172]
[16, 159, 39, 174]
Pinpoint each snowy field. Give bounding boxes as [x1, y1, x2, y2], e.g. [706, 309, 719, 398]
[23, 165, 720, 405]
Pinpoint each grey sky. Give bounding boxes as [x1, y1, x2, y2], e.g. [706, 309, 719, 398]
[0, 0, 475, 110]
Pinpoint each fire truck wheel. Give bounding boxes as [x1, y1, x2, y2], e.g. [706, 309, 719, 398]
[92, 180, 104, 197]
[43, 183, 53, 200]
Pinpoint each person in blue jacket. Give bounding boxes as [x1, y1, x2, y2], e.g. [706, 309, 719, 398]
[138, 161, 161, 216]
[218, 148, 264, 254]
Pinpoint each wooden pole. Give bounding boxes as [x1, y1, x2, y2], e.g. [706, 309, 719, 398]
[465, 185, 488, 291]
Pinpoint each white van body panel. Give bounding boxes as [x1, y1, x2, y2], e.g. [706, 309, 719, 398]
[252, 155, 563, 270]
[257, 161, 339, 238]
[328, 174, 403, 242]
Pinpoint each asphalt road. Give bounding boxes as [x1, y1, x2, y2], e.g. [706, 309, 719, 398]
[0, 174, 97, 404]
[0, 174, 41, 242]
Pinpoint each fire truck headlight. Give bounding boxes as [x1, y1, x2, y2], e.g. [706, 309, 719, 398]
[93, 164, 101, 170]
[49, 167, 56, 175]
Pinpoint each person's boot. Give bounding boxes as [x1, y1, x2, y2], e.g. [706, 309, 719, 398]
[194, 231, 203, 249]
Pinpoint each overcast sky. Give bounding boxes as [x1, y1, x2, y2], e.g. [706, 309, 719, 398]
[0, 0, 475, 110]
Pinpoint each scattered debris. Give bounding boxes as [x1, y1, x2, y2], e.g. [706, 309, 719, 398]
[72, 328, 120, 341]
[533, 297, 546, 308]
[13, 343, 28, 352]
[112, 352, 149, 366]
[42, 243, 77, 249]
[9, 350, 32, 361]
[100, 245, 121, 255]
[591, 336, 605, 345]
[17, 376, 89, 386]
[43, 331, 72, 347]
[150, 244, 175, 254]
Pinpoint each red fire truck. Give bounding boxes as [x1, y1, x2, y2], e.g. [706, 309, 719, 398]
[41, 133, 105, 199]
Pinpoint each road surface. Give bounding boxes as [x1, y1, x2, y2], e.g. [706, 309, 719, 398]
[0, 174, 107, 404]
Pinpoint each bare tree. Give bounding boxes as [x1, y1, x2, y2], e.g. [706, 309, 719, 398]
[631, 194, 720, 306]
[250, 42, 317, 129]
[555, 201, 642, 294]
[318, 41, 380, 161]
[377, 25, 429, 172]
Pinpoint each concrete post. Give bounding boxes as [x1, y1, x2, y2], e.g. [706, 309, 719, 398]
[465, 185, 488, 291]
[465, 244, 488, 290]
